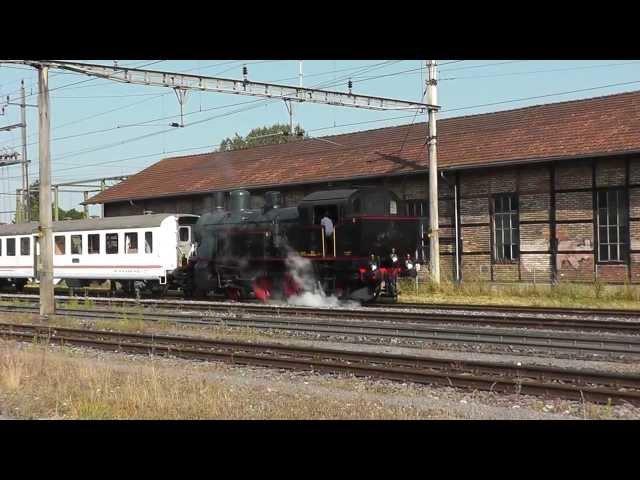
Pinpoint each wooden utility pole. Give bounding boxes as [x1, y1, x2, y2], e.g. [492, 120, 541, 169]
[427, 60, 440, 284]
[38, 66, 54, 318]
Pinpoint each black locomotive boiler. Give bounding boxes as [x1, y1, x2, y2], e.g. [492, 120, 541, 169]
[175, 187, 422, 303]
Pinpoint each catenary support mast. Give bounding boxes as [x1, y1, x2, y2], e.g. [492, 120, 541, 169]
[427, 60, 440, 284]
[38, 66, 54, 318]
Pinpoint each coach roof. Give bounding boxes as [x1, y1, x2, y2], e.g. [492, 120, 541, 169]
[0, 214, 198, 236]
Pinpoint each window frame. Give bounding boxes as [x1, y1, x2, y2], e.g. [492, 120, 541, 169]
[88, 233, 100, 255]
[70, 235, 83, 255]
[54, 235, 66, 255]
[6, 238, 15, 257]
[491, 193, 520, 264]
[178, 226, 190, 242]
[125, 232, 139, 254]
[105, 233, 119, 255]
[20, 237, 30, 256]
[595, 187, 629, 264]
[144, 231, 153, 254]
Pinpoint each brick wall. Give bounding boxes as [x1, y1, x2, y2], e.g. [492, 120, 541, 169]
[458, 166, 547, 283]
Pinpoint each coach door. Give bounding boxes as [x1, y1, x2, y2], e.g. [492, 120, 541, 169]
[177, 226, 192, 265]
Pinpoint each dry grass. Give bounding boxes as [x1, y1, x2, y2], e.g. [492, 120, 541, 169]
[0, 340, 452, 419]
[398, 279, 640, 310]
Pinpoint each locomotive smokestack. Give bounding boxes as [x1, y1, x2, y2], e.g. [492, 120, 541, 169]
[263, 191, 282, 212]
[214, 191, 225, 211]
[230, 190, 250, 213]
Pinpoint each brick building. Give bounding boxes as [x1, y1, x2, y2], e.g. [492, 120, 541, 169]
[87, 90, 640, 284]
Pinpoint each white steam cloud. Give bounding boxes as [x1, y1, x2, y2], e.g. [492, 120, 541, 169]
[284, 248, 359, 308]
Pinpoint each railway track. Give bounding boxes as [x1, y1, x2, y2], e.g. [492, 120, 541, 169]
[2, 293, 639, 334]
[1, 298, 640, 360]
[391, 301, 640, 318]
[2, 321, 639, 406]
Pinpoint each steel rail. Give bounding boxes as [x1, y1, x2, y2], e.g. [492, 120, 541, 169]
[1, 302, 640, 360]
[391, 301, 640, 317]
[1, 321, 639, 405]
[2, 293, 639, 334]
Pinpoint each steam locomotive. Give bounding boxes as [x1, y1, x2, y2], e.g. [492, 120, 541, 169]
[174, 187, 423, 303]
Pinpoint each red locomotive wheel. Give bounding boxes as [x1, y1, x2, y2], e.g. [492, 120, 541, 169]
[252, 277, 273, 302]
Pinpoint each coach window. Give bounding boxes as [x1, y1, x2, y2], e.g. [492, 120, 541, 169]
[20, 237, 30, 256]
[0, 239, 3, 256]
[7, 238, 15, 256]
[71, 235, 82, 255]
[55, 236, 66, 255]
[145, 232, 153, 253]
[125, 232, 138, 254]
[106, 233, 119, 254]
[179, 227, 190, 242]
[88, 234, 100, 254]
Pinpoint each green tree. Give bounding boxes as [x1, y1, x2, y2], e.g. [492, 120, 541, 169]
[18, 180, 86, 223]
[219, 123, 306, 151]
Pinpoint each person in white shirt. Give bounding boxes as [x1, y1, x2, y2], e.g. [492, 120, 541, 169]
[320, 211, 334, 238]
[320, 211, 334, 255]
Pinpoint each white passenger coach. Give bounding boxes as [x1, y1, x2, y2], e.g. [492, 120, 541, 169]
[0, 213, 198, 293]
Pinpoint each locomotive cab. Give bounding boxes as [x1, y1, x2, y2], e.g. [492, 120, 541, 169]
[297, 188, 419, 301]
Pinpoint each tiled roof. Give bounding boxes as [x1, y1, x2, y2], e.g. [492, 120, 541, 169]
[88, 90, 640, 204]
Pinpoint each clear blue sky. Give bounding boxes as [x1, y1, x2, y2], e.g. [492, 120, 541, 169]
[1, 59, 640, 221]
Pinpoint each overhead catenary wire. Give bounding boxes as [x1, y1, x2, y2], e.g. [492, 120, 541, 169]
[439, 60, 526, 72]
[439, 60, 640, 81]
[32, 62, 410, 166]
[0, 60, 403, 150]
[1, 60, 168, 103]
[6, 60, 640, 190]
[10, 77, 640, 186]
[0, 61, 171, 148]
[0, 93, 170, 151]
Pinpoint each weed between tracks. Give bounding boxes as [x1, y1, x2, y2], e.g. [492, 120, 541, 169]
[398, 279, 640, 310]
[0, 309, 303, 347]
